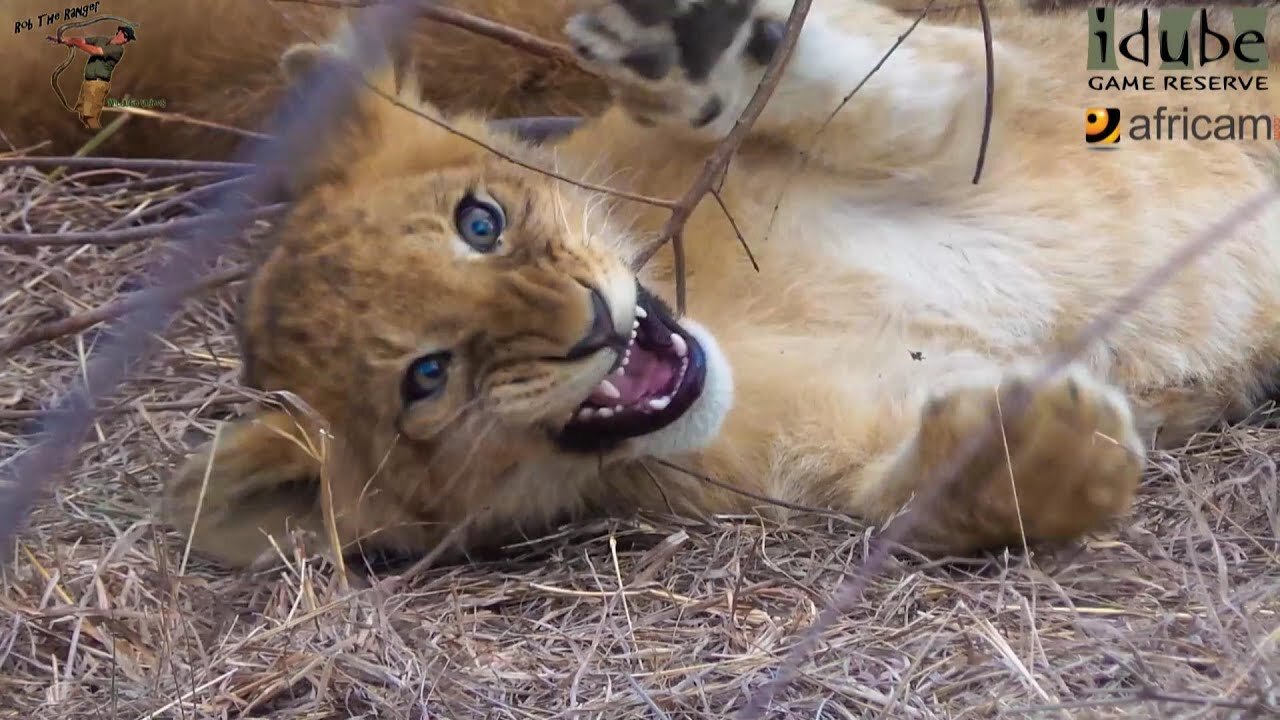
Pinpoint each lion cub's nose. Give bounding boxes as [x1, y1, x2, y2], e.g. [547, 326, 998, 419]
[566, 285, 623, 360]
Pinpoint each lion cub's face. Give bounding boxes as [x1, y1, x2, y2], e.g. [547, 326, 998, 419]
[240, 135, 730, 493]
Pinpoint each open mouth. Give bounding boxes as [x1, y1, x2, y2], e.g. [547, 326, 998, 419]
[555, 286, 707, 453]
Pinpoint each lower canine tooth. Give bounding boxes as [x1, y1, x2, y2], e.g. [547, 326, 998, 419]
[670, 333, 688, 358]
[597, 379, 621, 399]
[648, 396, 670, 411]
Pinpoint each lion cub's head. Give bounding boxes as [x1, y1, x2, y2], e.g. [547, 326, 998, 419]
[161, 30, 733, 568]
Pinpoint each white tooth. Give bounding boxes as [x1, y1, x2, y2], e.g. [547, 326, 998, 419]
[613, 366, 625, 376]
[578, 408, 596, 420]
[670, 333, 688, 358]
[633, 320, 640, 330]
[613, 405, 624, 413]
[635, 306, 647, 319]
[597, 379, 621, 399]
[630, 330, 638, 341]
[648, 396, 670, 411]
[597, 407, 614, 418]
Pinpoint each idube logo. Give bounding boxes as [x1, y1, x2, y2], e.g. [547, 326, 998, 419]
[1087, 7, 1270, 92]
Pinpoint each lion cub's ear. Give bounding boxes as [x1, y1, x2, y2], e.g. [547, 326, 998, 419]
[268, 21, 409, 197]
[161, 408, 326, 569]
[269, 20, 499, 199]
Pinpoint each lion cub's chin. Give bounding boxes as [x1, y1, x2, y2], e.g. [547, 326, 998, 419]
[623, 318, 734, 459]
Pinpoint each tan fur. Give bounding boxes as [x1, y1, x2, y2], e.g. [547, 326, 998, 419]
[163, 0, 1280, 568]
[3, 0, 608, 159]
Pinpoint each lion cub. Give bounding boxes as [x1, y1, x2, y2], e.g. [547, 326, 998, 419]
[164, 0, 1280, 568]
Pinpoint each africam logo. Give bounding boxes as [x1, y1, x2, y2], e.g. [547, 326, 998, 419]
[44, 13, 143, 130]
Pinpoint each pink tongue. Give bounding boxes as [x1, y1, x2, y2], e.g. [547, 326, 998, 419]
[588, 345, 675, 406]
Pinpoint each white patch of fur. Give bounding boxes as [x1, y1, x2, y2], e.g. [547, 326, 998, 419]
[630, 318, 735, 457]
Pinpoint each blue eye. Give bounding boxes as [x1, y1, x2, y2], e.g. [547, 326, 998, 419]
[416, 358, 444, 379]
[455, 193, 505, 252]
[402, 352, 451, 403]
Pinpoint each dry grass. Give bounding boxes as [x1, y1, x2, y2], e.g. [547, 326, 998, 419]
[2, 124, 1279, 720]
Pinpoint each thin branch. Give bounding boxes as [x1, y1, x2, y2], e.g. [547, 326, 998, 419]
[103, 105, 271, 142]
[971, 0, 995, 184]
[0, 266, 251, 358]
[758, 1, 939, 248]
[0, 204, 287, 248]
[364, 83, 678, 210]
[653, 459, 853, 522]
[710, 188, 759, 273]
[272, 0, 587, 70]
[1012, 688, 1265, 714]
[0, 395, 246, 422]
[0, 157, 252, 173]
[633, 0, 815, 315]
[98, 175, 254, 231]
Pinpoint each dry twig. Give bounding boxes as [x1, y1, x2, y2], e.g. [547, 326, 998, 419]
[633, 0, 815, 315]
[272, 0, 586, 69]
[0, 205, 286, 248]
[0, 265, 250, 358]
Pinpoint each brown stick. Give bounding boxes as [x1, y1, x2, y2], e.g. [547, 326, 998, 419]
[271, 0, 587, 70]
[632, 0, 815, 315]
[0, 395, 246, 421]
[0, 266, 250, 358]
[0, 204, 287, 248]
[0, 157, 252, 173]
[971, 0, 995, 184]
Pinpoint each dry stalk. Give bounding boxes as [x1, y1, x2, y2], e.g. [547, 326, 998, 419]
[0, 265, 251, 358]
[0, 205, 286, 248]
[272, 0, 586, 69]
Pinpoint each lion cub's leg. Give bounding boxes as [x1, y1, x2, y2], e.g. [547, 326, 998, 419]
[564, 0, 1023, 177]
[163, 411, 327, 568]
[163, 410, 425, 569]
[854, 364, 1146, 554]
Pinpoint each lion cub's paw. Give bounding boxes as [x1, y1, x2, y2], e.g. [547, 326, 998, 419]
[565, 0, 786, 134]
[913, 365, 1146, 549]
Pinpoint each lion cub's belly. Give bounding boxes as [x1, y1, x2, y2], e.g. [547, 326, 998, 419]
[776, 195, 1057, 356]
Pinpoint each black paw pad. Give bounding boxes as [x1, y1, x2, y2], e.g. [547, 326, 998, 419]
[691, 95, 723, 128]
[745, 17, 785, 65]
[572, 40, 596, 61]
[671, 0, 757, 82]
[622, 44, 677, 80]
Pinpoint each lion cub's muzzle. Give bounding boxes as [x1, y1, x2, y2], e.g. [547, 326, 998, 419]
[553, 284, 708, 454]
